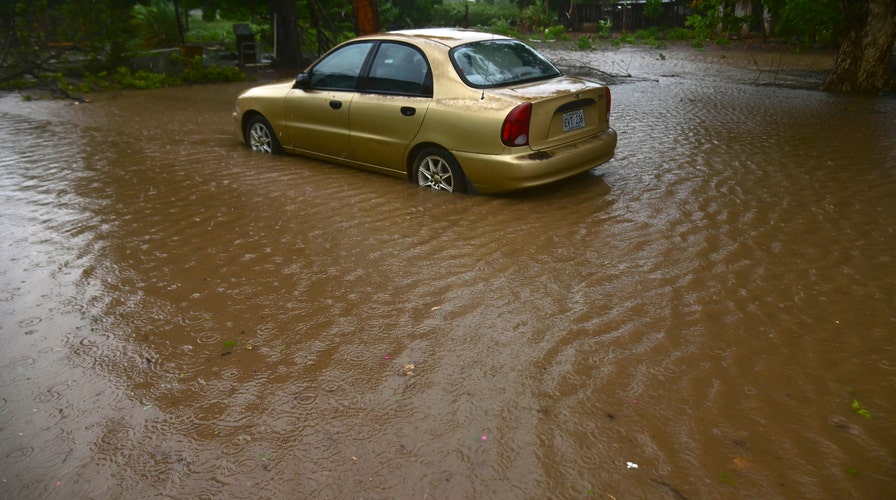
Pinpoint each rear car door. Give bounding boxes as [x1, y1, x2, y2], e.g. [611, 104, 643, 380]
[349, 42, 432, 173]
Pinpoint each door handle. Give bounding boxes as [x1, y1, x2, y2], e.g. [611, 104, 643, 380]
[329, 100, 342, 110]
[400, 106, 416, 116]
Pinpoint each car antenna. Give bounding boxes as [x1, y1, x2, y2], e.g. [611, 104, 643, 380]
[481, 60, 489, 100]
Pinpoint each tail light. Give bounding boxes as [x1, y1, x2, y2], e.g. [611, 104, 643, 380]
[501, 102, 532, 147]
[605, 87, 611, 116]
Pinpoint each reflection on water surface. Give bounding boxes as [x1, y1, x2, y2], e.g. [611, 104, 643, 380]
[1, 45, 894, 498]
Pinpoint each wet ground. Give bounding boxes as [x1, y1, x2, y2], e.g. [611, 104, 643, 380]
[1, 43, 895, 498]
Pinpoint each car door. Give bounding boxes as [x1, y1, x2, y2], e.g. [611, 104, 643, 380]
[349, 42, 432, 173]
[279, 42, 375, 161]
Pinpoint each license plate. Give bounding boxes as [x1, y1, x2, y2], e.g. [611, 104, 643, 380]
[562, 109, 585, 132]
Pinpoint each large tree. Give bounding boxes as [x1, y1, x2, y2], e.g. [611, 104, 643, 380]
[822, 0, 896, 92]
[352, 0, 379, 34]
[270, 0, 302, 65]
[700, 0, 895, 92]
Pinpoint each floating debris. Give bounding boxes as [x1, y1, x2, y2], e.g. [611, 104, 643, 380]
[731, 457, 753, 471]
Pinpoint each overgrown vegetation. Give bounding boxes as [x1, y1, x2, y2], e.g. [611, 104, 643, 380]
[0, 3, 247, 93]
[0, 0, 884, 94]
[11, 53, 245, 95]
[133, 0, 181, 49]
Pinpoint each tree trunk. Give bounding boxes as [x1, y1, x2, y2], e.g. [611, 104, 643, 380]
[173, 0, 185, 45]
[352, 0, 380, 35]
[270, 0, 302, 66]
[751, 0, 765, 41]
[822, 0, 896, 92]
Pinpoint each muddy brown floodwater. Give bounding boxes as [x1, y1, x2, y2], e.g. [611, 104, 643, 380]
[1, 43, 894, 499]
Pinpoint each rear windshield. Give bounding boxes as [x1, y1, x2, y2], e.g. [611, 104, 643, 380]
[450, 40, 562, 88]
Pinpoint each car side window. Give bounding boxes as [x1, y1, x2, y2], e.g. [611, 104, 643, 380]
[310, 42, 374, 90]
[364, 43, 432, 97]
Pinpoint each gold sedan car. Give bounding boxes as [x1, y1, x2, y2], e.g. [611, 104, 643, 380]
[233, 28, 617, 194]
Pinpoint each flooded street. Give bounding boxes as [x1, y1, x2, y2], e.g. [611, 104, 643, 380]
[1, 44, 895, 498]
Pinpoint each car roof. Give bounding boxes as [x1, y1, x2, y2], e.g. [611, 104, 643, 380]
[376, 28, 512, 49]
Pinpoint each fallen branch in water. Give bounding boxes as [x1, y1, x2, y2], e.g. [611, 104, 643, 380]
[48, 85, 90, 103]
[551, 56, 658, 84]
[17, 84, 89, 103]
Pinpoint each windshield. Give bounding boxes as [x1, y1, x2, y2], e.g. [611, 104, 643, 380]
[450, 40, 562, 88]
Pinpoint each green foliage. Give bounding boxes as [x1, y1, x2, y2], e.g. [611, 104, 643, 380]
[685, 0, 749, 40]
[487, 18, 519, 38]
[114, 66, 172, 89]
[20, 53, 247, 93]
[597, 19, 612, 39]
[1, 0, 137, 82]
[684, 12, 713, 42]
[177, 55, 246, 84]
[543, 25, 569, 42]
[520, 0, 556, 32]
[634, 29, 653, 41]
[666, 27, 694, 41]
[576, 35, 593, 51]
[188, 15, 258, 45]
[851, 400, 871, 419]
[431, 1, 520, 30]
[644, 0, 663, 20]
[380, 0, 439, 30]
[773, 0, 841, 44]
[132, 0, 181, 48]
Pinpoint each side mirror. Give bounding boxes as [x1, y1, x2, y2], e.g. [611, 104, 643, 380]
[294, 73, 310, 89]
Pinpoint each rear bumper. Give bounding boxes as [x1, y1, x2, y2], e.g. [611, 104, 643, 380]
[453, 128, 618, 194]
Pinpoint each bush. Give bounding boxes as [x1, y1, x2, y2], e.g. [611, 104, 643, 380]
[666, 27, 693, 41]
[618, 33, 636, 45]
[486, 18, 519, 38]
[520, 0, 556, 32]
[178, 55, 246, 84]
[543, 25, 569, 42]
[576, 35, 593, 51]
[114, 66, 173, 89]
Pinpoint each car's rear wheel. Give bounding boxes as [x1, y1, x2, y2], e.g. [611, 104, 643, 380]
[246, 115, 282, 154]
[414, 147, 466, 193]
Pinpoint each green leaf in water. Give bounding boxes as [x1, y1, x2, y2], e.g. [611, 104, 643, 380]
[851, 400, 871, 419]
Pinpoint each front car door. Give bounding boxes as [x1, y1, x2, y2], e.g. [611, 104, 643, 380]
[280, 42, 375, 161]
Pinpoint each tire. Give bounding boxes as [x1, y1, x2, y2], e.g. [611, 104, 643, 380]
[414, 147, 466, 193]
[246, 115, 282, 154]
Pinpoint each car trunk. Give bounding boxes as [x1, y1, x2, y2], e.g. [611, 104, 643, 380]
[492, 77, 610, 151]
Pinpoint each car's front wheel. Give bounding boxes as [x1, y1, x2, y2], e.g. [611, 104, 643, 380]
[414, 147, 466, 193]
[246, 115, 282, 154]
